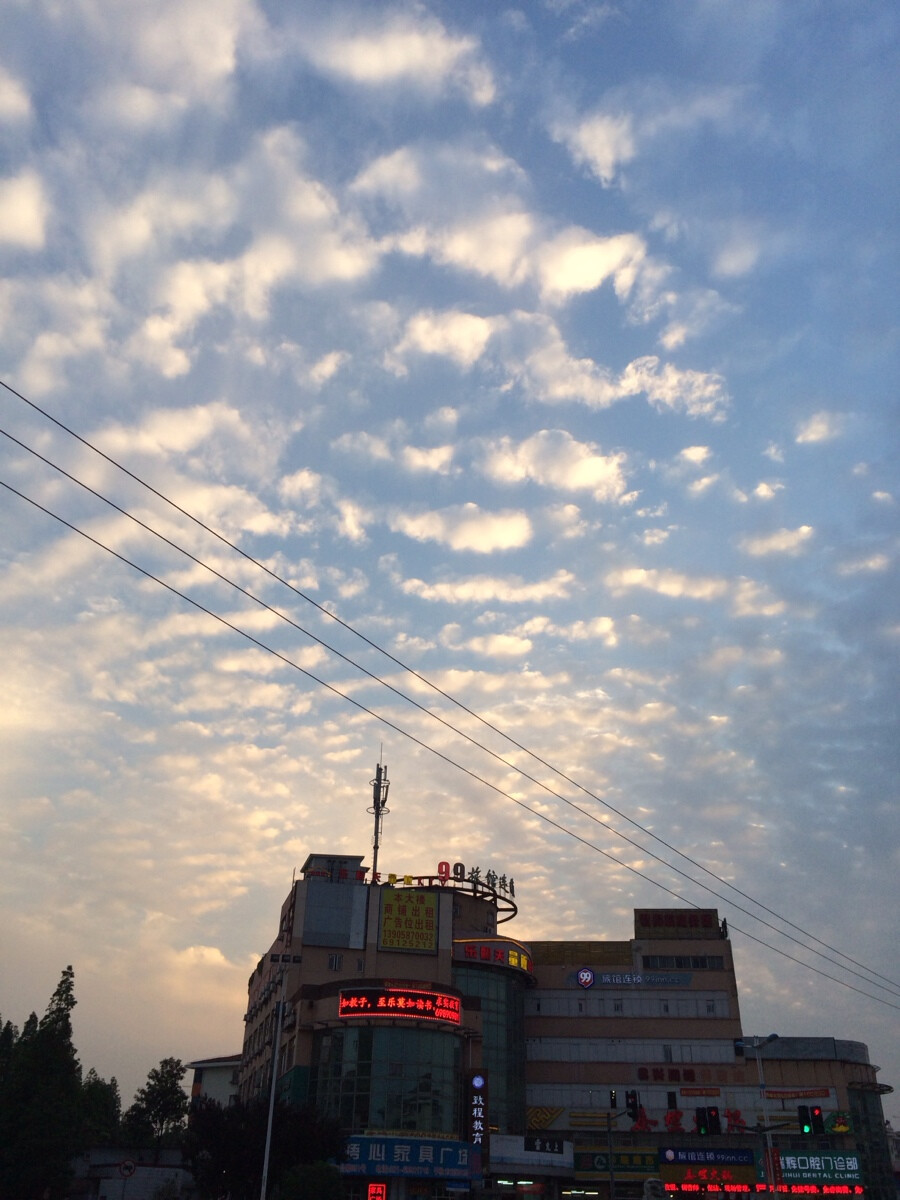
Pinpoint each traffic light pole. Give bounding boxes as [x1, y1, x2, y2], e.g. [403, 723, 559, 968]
[606, 1108, 631, 1200]
[747, 1035, 780, 1198]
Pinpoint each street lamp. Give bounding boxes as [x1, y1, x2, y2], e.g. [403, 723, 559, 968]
[747, 1035, 779, 1196]
[260, 972, 287, 1200]
[588, 1091, 630, 1200]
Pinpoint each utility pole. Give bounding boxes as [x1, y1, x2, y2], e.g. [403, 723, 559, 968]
[259, 973, 286, 1200]
[368, 760, 390, 882]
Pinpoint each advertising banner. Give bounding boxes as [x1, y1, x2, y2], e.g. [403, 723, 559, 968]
[379, 887, 438, 953]
[575, 1147, 659, 1179]
[342, 1136, 477, 1181]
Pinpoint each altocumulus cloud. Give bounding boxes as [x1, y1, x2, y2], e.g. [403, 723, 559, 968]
[389, 504, 532, 553]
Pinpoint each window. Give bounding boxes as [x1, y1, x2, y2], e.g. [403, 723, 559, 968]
[660, 1000, 670, 1014]
[327, 953, 344, 971]
[667, 1091, 677, 1110]
[643, 954, 726, 970]
[613, 999, 623, 1014]
[663, 1044, 673, 1062]
[706, 1000, 716, 1015]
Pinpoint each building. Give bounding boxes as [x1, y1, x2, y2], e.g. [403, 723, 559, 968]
[523, 918, 892, 1200]
[239, 851, 530, 1197]
[186, 1052, 241, 1107]
[234, 848, 893, 1200]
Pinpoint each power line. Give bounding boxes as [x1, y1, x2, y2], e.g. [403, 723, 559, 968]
[5, 420, 900, 1004]
[2, 474, 899, 1015]
[2, 378, 896, 999]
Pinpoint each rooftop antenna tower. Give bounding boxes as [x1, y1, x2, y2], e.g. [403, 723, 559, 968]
[368, 755, 390, 883]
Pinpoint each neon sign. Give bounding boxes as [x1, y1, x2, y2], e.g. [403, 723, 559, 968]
[662, 1189, 864, 1196]
[338, 986, 461, 1024]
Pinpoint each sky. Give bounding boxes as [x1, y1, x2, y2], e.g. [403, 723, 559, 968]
[0, 0, 898, 1119]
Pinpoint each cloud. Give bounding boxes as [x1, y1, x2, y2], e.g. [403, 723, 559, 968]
[730, 579, 786, 618]
[515, 614, 619, 648]
[96, 400, 254, 461]
[401, 445, 456, 475]
[0, 170, 48, 249]
[620, 358, 728, 419]
[392, 309, 496, 369]
[605, 567, 730, 601]
[687, 474, 720, 496]
[753, 481, 784, 500]
[712, 228, 763, 278]
[795, 411, 844, 444]
[398, 569, 576, 604]
[480, 430, 629, 503]
[739, 526, 814, 556]
[535, 228, 647, 302]
[441, 624, 532, 658]
[309, 350, 349, 385]
[85, 173, 236, 279]
[295, 11, 494, 104]
[553, 111, 636, 186]
[398, 208, 535, 289]
[83, 0, 261, 113]
[389, 503, 532, 553]
[0, 67, 32, 123]
[118, 127, 380, 375]
[507, 317, 728, 418]
[553, 85, 741, 185]
[333, 429, 455, 476]
[835, 552, 890, 576]
[351, 147, 423, 198]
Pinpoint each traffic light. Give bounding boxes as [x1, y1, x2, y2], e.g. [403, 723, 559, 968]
[798, 1105, 812, 1135]
[811, 1106, 826, 1136]
[609, 1089, 617, 1108]
[625, 1090, 639, 1120]
[707, 1105, 722, 1135]
[696, 1106, 710, 1135]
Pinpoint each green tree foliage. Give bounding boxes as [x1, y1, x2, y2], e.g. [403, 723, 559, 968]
[183, 1098, 344, 1200]
[125, 1057, 189, 1154]
[272, 1161, 342, 1200]
[0, 967, 83, 1200]
[81, 1068, 122, 1146]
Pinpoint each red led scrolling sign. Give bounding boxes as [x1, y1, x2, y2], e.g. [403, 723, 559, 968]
[338, 986, 462, 1024]
[663, 1189, 864, 1196]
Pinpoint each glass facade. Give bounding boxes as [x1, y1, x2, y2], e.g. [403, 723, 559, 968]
[310, 1025, 462, 1135]
[452, 964, 526, 1133]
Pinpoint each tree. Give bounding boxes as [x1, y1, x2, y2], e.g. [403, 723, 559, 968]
[0, 967, 83, 1200]
[272, 1161, 342, 1200]
[81, 1068, 122, 1146]
[127, 1057, 189, 1155]
[182, 1098, 344, 1200]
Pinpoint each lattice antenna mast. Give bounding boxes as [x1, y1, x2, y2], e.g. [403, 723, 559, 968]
[368, 760, 390, 882]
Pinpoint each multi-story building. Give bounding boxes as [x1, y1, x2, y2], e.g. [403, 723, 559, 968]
[523, 914, 892, 1200]
[234, 850, 893, 1200]
[239, 851, 531, 1197]
[186, 1052, 241, 1107]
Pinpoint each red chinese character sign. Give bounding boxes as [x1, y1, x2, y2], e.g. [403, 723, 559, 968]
[367, 1186, 387, 1200]
[338, 986, 462, 1025]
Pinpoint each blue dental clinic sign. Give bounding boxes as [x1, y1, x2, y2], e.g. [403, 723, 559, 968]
[342, 1136, 478, 1180]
